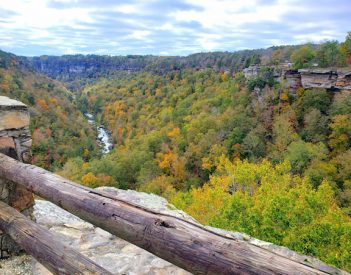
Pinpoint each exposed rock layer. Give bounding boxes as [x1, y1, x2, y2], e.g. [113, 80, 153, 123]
[244, 65, 351, 92]
[299, 69, 339, 89]
[284, 70, 302, 93]
[0, 97, 34, 258]
[285, 68, 351, 91]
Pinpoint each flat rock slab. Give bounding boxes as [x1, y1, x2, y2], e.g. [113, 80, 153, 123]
[0, 97, 27, 109]
[0, 97, 29, 132]
[31, 199, 191, 275]
[0, 188, 192, 275]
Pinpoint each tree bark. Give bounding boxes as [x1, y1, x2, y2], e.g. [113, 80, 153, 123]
[0, 200, 112, 275]
[0, 153, 342, 275]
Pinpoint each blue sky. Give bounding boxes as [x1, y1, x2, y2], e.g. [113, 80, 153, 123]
[0, 0, 350, 56]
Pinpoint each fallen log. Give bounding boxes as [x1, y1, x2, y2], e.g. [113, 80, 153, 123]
[0, 200, 112, 275]
[0, 153, 342, 275]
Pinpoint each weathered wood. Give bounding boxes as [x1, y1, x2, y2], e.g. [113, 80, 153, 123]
[0, 153, 344, 275]
[0, 200, 112, 275]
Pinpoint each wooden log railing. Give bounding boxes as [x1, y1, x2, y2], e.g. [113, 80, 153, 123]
[0, 201, 112, 275]
[0, 153, 346, 275]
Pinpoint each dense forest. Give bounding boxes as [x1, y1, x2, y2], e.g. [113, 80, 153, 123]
[1, 32, 351, 271]
[0, 50, 100, 169]
[28, 50, 264, 91]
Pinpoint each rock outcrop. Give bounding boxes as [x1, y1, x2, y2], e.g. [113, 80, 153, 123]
[283, 70, 302, 93]
[336, 71, 351, 90]
[299, 69, 339, 89]
[243, 65, 260, 78]
[0, 187, 346, 275]
[243, 65, 351, 92]
[0, 97, 34, 258]
[290, 68, 351, 91]
[0, 97, 32, 163]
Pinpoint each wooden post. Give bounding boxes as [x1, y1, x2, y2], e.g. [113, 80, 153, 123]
[0, 153, 344, 275]
[0, 200, 112, 275]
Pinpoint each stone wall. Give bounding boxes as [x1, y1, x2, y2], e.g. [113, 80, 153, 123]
[0, 96, 34, 258]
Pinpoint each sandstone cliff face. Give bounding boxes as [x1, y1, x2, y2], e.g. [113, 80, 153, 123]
[0, 97, 34, 258]
[336, 72, 351, 90]
[299, 69, 339, 89]
[283, 70, 302, 93]
[245, 66, 351, 92]
[0, 187, 345, 275]
[243, 65, 260, 78]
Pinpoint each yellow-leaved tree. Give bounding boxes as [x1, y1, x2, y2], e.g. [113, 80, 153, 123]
[171, 158, 351, 271]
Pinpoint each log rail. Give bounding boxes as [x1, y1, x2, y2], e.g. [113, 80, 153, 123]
[0, 153, 347, 275]
[0, 200, 112, 275]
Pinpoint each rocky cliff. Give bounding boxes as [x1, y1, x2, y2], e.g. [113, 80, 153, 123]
[244, 65, 351, 92]
[291, 68, 351, 92]
[283, 70, 302, 92]
[282, 69, 351, 91]
[0, 187, 346, 275]
[25, 50, 268, 90]
[298, 69, 350, 90]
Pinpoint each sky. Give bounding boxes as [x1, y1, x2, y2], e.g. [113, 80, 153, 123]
[0, 0, 350, 56]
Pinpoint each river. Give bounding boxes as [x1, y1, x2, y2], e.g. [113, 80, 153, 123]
[85, 113, 113, 154]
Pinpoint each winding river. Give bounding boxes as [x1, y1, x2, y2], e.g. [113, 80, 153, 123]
[85, 113, 113, 154]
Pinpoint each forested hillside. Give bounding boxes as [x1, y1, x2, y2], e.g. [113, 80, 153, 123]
[0, 50, 99, 169]
[27, 50, 265, 91]
[61, 68, 351, 271]
[28, 33, 351, 92]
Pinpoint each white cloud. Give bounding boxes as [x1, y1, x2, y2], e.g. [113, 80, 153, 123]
[0, 0, 350, 56]
[171, 0, 292, 29]
[126, 30, 151, 40]
[196, 33, 222, 51]
[0, 0, 95, 29]
[111, 4, 141, 14]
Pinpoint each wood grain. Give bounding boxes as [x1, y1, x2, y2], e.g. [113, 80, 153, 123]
[0, 200, 112, 275]
[0, 153, 344, 275]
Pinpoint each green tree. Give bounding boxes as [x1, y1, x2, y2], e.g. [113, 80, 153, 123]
[295, 88, 331, 120]
[176, 158, 351, 271]
[329, 115, 351, 155]
[315, 41, 341, 67]
[291, 45, 315, 69]
[284, 140, 327, 174]
[270, 48, 284, 65]
[331, 91, 351, 116]
[302, 108, 328, 142]
[339, 32, 351, 65]
[241, 125, 267, 160]
[268, 112, 298, 162]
